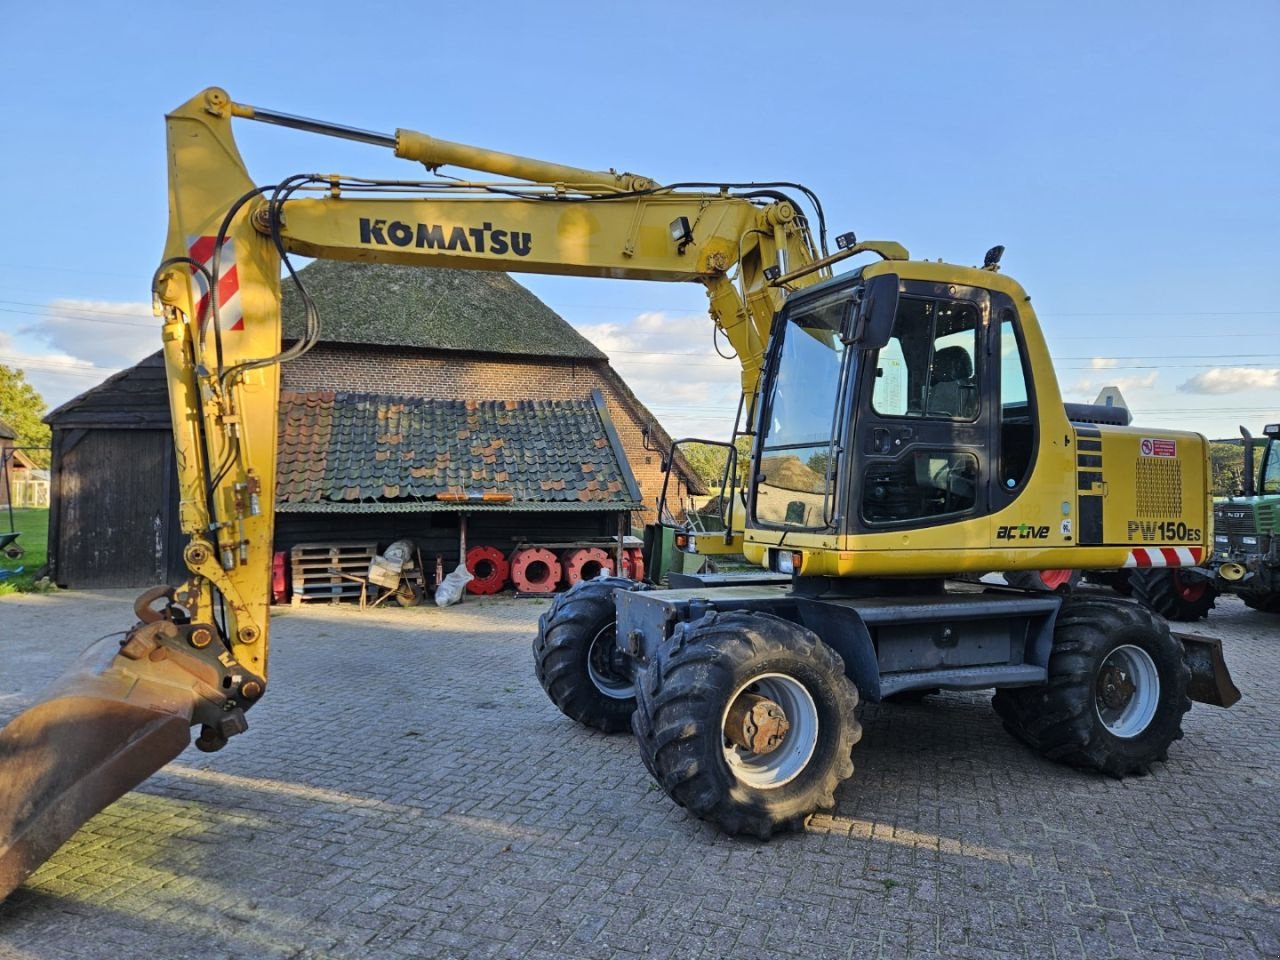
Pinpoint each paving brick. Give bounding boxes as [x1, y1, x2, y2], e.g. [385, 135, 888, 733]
[0, 590, 1278, 959]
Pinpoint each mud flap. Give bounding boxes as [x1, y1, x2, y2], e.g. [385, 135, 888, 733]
[1174, 632, 1242, 708]
[0, 616, 259, 900]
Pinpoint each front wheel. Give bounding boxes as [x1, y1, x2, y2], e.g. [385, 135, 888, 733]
[633, 611, 861, 838]
[992, 597, 1190, 776]
[533, 576, 646, 733]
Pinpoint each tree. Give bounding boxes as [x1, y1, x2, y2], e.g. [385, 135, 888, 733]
[1208, 440, 1248, 497]
[0, 364, 52, 468]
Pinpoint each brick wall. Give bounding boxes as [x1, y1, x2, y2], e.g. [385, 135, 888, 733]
[281, 344, 689, 523]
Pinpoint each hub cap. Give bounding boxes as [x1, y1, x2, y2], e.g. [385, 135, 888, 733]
[586, 625, 634, 699]
[1095, 644, 1160, 738]
[721, 673, 819, 789]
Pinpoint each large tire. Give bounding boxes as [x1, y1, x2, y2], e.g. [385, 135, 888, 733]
[633, 611, 861, 839]
[992, 597, 1191, 776]
[1241, 590, 1280, 614]
[533, 576, 645, 733]
[1128, 568, 1216, 621]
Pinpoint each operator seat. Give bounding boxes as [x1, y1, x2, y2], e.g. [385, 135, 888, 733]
[926, 346, 977, 418]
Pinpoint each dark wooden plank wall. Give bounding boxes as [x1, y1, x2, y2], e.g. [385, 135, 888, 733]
[50, 428, 184, 588]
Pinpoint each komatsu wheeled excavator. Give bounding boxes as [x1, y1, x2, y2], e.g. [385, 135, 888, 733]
[0, 88, 1240, 895]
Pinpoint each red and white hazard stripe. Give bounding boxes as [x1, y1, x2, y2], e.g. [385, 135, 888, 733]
[1123, 546, 1204, 568]
[187, 235, 244, 332]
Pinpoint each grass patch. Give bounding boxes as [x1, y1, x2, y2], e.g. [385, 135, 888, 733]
[0, 507, 52, 593]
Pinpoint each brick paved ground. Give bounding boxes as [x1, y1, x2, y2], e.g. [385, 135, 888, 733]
[0, 588, 1277, 959]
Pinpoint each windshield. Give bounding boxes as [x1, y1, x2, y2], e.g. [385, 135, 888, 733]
[1261, 439, 1280, 495]
[754, 290, 850, 528]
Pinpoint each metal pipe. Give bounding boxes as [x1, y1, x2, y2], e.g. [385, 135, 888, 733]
[458, 514, 468, 604]
[232, 103, 397, 149]
[394, 129, 654, 191]
[617, 513, 626, 579]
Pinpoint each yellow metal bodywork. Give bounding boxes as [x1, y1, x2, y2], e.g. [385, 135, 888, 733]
[155, 88, 1212, 684]
[742, 260, 1211, 576]
[156, 88, 829, 680]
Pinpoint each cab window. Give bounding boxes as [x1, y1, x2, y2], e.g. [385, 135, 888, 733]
[870, 299, 979, 421]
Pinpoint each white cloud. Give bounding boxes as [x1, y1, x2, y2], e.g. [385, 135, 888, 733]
[26, 299, 157, 370]
[0, 331, 115, 411]
[1090, 357, 1119, 369]
[1177, 367, 1280, 395]
[572, 310, 743, 437]
[1065, 370, 1159, 400]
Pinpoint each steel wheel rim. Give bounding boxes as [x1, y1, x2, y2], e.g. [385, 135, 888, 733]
[721, 673, 819, 789]
[586, 624, 634, 699]
[1095, 644, 1160, 738]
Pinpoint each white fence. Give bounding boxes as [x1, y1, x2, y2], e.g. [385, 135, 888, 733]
[6, 478, 49, 509]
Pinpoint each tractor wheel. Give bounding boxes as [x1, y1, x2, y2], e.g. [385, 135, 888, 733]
[1128, 568, 1216, 621]
[533, 576, 646, 733]
[633, 611, 860, 838]
[992, 597, 1190, 776]
[1242, 590, 1280, 614]
[1083, 570, 1133, 596]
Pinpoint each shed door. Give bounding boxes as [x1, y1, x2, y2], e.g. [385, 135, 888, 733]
[56, 430, 181, 588]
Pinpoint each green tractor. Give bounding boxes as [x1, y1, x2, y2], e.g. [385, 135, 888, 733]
[1211, 422, 1280, 613]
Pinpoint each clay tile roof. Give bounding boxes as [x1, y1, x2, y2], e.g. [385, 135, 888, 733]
[276, 391, 642, 513]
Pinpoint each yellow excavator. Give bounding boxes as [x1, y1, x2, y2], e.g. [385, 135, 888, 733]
[0, 88, 1240, 894]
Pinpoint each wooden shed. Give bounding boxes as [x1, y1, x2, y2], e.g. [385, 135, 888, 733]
[44, 264, 702, 589]
[43, 354, 186, 587]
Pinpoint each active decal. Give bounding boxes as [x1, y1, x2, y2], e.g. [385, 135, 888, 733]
[1139, 438, 1177, 457]
[358, 218, 532, 257]
[996, 523, 1051, 540]
[1126, 520, 1203, 542]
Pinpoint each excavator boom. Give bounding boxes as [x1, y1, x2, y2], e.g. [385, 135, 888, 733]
[0, 88, 826, 898]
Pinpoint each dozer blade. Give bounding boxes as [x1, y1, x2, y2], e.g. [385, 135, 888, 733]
[0, 613, 259, 900]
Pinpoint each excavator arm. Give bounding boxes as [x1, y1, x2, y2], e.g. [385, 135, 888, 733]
[0, 87, 854, 896]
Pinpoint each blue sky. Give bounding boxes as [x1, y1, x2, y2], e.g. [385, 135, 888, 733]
[2, 1, 1277, 440]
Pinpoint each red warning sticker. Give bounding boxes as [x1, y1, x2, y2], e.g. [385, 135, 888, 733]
[1139, 438, 1177, 457]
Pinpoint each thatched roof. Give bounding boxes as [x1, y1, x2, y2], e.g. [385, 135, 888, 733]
[281, 261, 606, 361]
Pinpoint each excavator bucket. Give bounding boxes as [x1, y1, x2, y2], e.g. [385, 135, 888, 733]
[0, 601, 257, 900]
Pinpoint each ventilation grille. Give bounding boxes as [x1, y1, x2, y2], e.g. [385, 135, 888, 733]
[1135, 458, 1182, 517]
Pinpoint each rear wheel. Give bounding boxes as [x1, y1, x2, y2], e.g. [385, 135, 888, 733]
[633, 611, 860, 838]
[533, 576, 645, 733]
[1128, 568, 1216, 621]
[992, 597, 1190, 776]
[1084, 570, 1133, 596]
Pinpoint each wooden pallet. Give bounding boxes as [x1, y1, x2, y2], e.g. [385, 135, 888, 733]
[290, 542, 378, 605]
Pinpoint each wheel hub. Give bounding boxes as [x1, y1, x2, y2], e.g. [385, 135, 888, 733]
[586, 625, 634, 699]
[721, 674, 819, 789]
[1097, 663, 1136, 710]
[724, 693, 790, 754]
[1094, 644, 1160, 738]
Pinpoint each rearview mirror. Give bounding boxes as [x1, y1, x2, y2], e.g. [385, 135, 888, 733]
[847, 273, 899, 349]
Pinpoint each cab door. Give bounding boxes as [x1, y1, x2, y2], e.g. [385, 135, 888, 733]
[850, 282, 994, 535]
